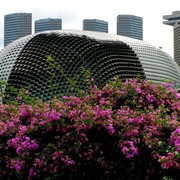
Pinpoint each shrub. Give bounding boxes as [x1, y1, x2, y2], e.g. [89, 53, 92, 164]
[0, 78, 179, 179]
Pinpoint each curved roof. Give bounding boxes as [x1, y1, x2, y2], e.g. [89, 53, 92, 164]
[0, 30, 180, 100]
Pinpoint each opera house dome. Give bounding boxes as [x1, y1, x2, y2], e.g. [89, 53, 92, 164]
[0, 30, 180, 100]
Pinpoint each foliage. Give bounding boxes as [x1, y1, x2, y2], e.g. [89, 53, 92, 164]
[46, 55, 94, 97]
[0, 78, 180, 179]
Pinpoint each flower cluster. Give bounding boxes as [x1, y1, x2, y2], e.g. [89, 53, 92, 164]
[0, 78, 179, 179]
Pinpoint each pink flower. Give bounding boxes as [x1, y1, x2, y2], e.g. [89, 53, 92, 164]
[29, 167, 36, 177]
[10, 159, 25, 171]
[120, 141, 138, 159]
[25, 90, 29, 94]
[66, 160, 75, 165]
[136, 87, 141, 93]
[30, 141, 39, 150]
[122, 146, 129, 154]
[108, 123, 115, 135]
[15, 164, 21, 171]
[16, 147, 21, 154]
[146, 94, 154, 103]
[69, 109, 76, 117]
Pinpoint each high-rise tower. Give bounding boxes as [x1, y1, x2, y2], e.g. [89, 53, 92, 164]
[117, 15, 143, 40]
[163, 11, 180, 67]
[4, 13, 32, 46]
[35, 18, 62, 33]
[83, 19, 108, 33]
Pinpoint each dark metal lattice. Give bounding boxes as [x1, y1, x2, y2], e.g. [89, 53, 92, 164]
[6, 32, 145, 100]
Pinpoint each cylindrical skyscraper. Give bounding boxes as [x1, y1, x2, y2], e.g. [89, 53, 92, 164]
[163, 11, 180, 67]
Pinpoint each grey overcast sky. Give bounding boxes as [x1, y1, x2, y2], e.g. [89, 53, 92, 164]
[0, 0, 179, 57]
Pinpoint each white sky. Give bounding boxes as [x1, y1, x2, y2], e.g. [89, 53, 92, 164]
[0, 0, 179, 57]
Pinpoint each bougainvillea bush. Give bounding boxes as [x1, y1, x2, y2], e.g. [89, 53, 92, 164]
[0, 78, 180, 179]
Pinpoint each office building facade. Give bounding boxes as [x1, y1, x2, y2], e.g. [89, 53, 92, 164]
[117, 15, 143, 40]
[35, 18, 62, 33]
[163, 11, 180, 67]
[4, 13, 32, 46]
[83, 19, 108, 33]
